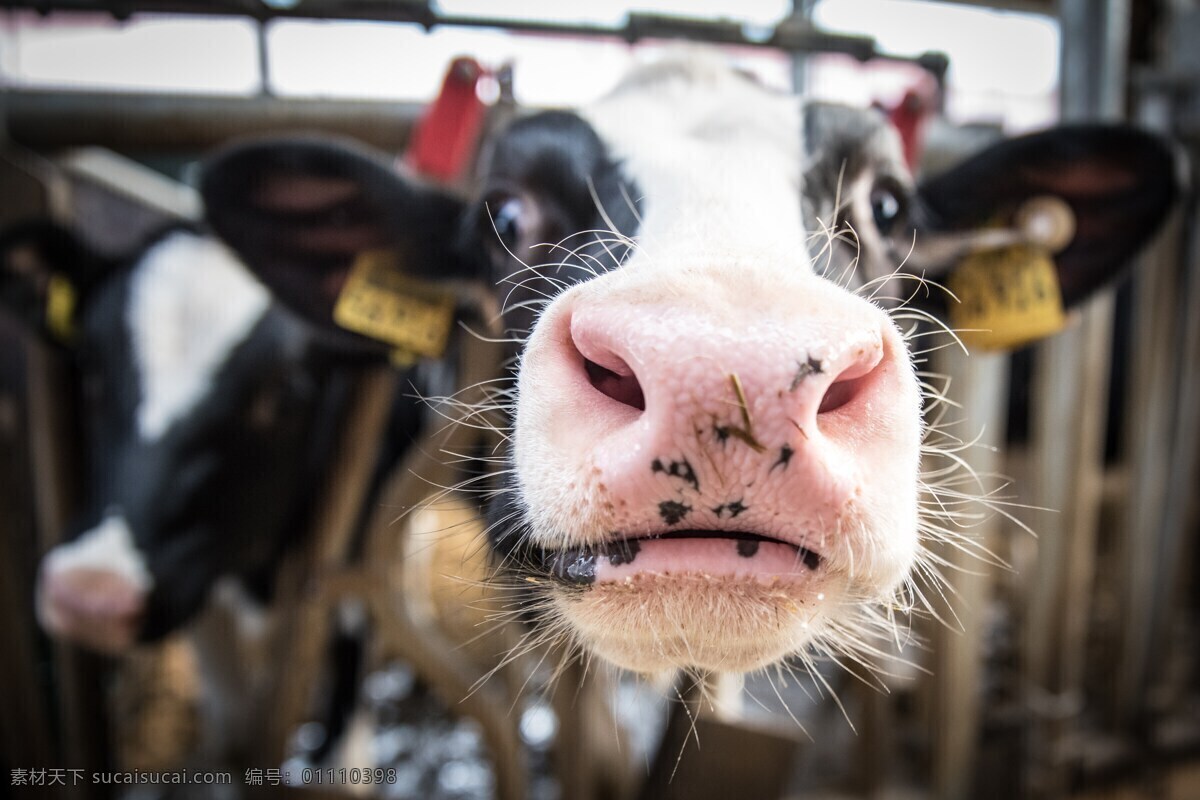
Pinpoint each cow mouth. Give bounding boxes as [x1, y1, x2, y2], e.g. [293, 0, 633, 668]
[37, 566, 147, 654]
[542, 530, 823, 586]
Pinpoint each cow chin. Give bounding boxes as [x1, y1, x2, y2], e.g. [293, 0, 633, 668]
[548, 573, 845, 674]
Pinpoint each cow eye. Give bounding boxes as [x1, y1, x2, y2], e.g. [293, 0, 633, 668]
[870, 180, 906, 236]
[489, 196, 526, 252]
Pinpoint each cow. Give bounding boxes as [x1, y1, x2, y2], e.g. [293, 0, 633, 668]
[0, 221, 433, 655]
[197, 53, 1178, 687]
[1, 217, 480, 771]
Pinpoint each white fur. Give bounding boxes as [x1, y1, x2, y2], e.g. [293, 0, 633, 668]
[581, 53, 807, 270]
[44, 510, 153, 590]
[129, 231, 270, 441]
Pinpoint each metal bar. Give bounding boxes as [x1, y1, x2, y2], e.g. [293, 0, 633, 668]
[1022, 298, 1116, 797]
[351, 334, 530, 800]
[1110, 57, 1200, 731]
[255, 19, 272, 97]
[928, 346, 1009, 800]
[1020, 2, 1129, 794]
[58, 148, 201, 220]
[25, 337, 112, 799]
[1116, 184, 1195, 725]
[262, 366, 397, 765]
[260, 331, 531, 800]
[1154, 185, 1200, 697]
[0, 0, 948, 76]
[4, 90, 423, 152]
[355, 577, 529, 800]
[0, 324, 59, 785]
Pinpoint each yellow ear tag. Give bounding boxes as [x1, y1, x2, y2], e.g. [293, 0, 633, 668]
[46, 273, 77, 342]
[947, 244, 1067, 351]
[332, 250, 456, 362]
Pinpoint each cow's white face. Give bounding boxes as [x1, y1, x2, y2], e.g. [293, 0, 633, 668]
[487, 58, 923, 673]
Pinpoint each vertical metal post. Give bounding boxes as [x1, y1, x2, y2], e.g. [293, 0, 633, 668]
[929, 346, 1009, 800]
[1111, 3, 1200, 731]
[26, 339, 112, 799]
[262, 367, 397, 765]
[0, 320, 59, 790]
[788, 0, 818, 94]
[1023, 0, 1129, 794]
[257, 20, 274, 97]
[1057, 0, 1130, 123]
[1116, 203, 1189, 728]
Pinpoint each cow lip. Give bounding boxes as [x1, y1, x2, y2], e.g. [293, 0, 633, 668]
[540, 530, 824, 585]
[629, 530, 823, 570]
[641, 529, 787, 543]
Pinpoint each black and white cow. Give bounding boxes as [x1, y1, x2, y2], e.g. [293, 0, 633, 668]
[199, 54, 1177, 679]
[0, 221, 429, 655]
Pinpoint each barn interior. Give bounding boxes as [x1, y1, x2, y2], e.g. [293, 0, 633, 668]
[1, 1, 1199, 799]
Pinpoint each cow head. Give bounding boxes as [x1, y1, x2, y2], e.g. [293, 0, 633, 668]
[1, 222, 342, 653]
[201, 55, 1178, 676]
[802, 102, 1181, 313]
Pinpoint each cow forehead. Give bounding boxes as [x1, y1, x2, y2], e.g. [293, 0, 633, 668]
[127, 231, 270, 441]
[579, 56, 808, 265]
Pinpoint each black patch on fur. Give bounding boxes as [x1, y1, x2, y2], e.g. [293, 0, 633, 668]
[658, 500, 692, 525]
[712, 499, 748, 519]
[651, 457, 699, 491]
[736, 539, 760, 558]
[607, 538, 641, 566]
[772, 444, 794, 472]
[790, 356, 824, 390]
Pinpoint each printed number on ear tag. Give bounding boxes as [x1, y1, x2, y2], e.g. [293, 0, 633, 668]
[333, 250, 456, 361]
[947, 244, 1066, 351]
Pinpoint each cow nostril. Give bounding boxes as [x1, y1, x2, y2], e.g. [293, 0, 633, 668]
[571, 310, 646, 412]
[817, 344, 885, 415]
[584, 357, 645, 411]
[818, 373, 869, 414]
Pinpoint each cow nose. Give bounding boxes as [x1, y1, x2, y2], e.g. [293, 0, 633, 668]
[38, 564, 147, 654]
[571, 306, 886, 428]
[568, 293, 896, 441]
[35, 512, 152, 654]
[518, 272, 920, 542]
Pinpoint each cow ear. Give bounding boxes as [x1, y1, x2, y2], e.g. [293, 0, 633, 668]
[0, 220, 109, 341]
[200, 135, 474, 355]
[913, 125, 1183, 310]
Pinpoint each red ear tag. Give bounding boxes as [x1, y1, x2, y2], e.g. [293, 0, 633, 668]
[333, 250, 456, 362]
[947, 244, 1067, 351]
[404, 57, 493, 183]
